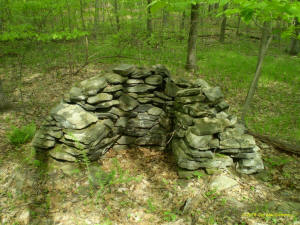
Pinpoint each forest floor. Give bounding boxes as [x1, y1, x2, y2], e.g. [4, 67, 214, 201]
[0, 61, 300, 225]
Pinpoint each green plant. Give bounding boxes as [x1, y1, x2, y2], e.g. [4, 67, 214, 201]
[204, 189, 219, 200]
[7, 123, 36, 146]
[264, 156, 293, 167]
[163, 210, 177, 222]
[193, 171, 204, 179]
[146, 198, 157, 213]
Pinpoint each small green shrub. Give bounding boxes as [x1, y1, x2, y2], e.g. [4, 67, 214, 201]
[7, 123, 36, 146]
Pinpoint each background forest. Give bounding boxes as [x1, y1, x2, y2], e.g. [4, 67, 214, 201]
[0, 0, 300, 224]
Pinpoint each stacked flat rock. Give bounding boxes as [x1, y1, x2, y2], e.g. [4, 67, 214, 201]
[32, 64, 173, 162]
[171, 78, 264, 174]
[32, 64, 264, 175]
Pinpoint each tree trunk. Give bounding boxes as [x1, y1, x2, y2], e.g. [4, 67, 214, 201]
[180, 10, 186, 31]
[289, 17, 300, 55]
[185, 3, 200, 71]
[242, 22, 273, 122]
[236, 15, 241, 37]
[94, 0, 100, 32]
[147, 0, 153, 35]
[219, 3, 228, 43]
[113, 0, 120, 32]
[79, 0, 86, 30]
[162, 9, 169, 29]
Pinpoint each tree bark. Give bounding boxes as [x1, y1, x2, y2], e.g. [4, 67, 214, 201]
[242, 22, 273, 122]
[219, 3, 228, 43]
[94, 0, 100, 32]
[79, 0, 86, 30]
[236, 15, 241, 37]
[185, 3, 200, 71]
[180, 10, 186, 31]
[113, 0, 120, 32]
[147, 0, 153, 35]
[289, 17, 300, 55]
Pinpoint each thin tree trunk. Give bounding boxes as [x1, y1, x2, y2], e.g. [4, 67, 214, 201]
[66, 0, 72, 31]
[236, 15, 241, 37]
[79, 0, 86, 30]
[147, 0, 153, 35]
[242, 22, 273, 122]
[185, 3, 200, 71]
[162, 9, 168, 29]
[113, 0, 120, 32]
[180, 10, 186, 31]
[94, 0, 100, 32]
[219, 3, 228, 43]
[289, 17, 299, 55]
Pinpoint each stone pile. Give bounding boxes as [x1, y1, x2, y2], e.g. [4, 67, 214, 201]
[32, 64, 173, 162]
[32, 64, 264, 174]
[171, 78, 264, 174]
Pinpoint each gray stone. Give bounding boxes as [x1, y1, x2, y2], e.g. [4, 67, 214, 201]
[130, 68, 152, 78]
[176, 94, 206, 104]
[69, 87, 86, 102]
[126, 79, 144, 85]
[134, 104, 153, 113]
[232, 152, 257, 159]
[151, 64, 170, 77]
[113, 91, 123, 98]
[47, 129, 63, 139]
[148, 107, 163, 115]
[51, 103, 98, 129]
[176, 88, 202, 97]
[77, 102, 97, 111]
[90, 135, 119, 150]
[137, 113, 158, 121]
[103, 85, 123, 93]
[145, 75, 163, 85]
[177, 139, 214, 158]
[113, 64, 135, 76]
[197, 155, 234, 169]
[203, 86, 224, 103]
[80, 76, 107, 96]
[63, 120, 110, 145]
[216, 100, 229, 112]
[105, 73, 127, 84]
[192, 117, 225, 135]
[87, 93, 113, 104]
[152, 97, 165, 104]
[185, 129, 214, 150]
[137, 98, 152, 104]
[135, 134, 167, 146]
[115, 117, 129, 127]
[119, 94, 139, 111]
[95, 100, 119, 109]
[192, 79, 210, 88]
[125, 84, 157, 93]
[178, 159, 204, 170]
[32, 136, 56, 149]
[209, 175, 238, 191]
[117, 136, 136, 145]
[95, 112, 118, 120]
[175, 111, 194, 127]
[219, 128, 256, 149]
[154, 91, 172, 100]
[164, 78, 179, 97]
[128, 118, 156, 128]
[108, 107, 136, 117]
[236, 155, 264, 174]
[128, 92, 138, 98]
[49, 145, 78, 162]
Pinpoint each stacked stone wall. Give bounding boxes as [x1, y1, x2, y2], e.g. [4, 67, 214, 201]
[32, 64, 264, 174]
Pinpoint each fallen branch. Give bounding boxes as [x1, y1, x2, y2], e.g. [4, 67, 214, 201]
[248, 131, 300, 156]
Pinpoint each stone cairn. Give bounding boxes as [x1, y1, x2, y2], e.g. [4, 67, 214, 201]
[32, 64, 264, 175]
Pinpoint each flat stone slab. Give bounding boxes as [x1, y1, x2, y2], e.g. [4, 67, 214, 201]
[209, 175, 238, 191]
[80, 76, 107, 96]
[119, 94, 139, 111]
[113, 64, 135, 76]
[87, 93, 113, 104]
[125, 84, 157, 93]
[105, 73, 127, 84]
[145, 75, 163, 85]
[51, 103, 98, 129]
